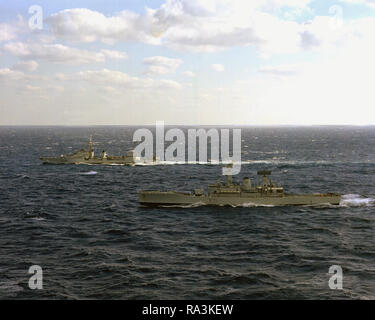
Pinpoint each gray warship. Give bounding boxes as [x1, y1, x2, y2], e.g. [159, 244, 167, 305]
[40, 136, 145, 165]
[139, 168, 341, 207]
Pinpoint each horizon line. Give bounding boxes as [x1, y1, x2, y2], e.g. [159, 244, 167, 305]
[0, 124, 375, 127]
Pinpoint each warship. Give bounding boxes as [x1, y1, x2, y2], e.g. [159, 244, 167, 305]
[139, 167, 341, 207]
[40, 136, 147, 165]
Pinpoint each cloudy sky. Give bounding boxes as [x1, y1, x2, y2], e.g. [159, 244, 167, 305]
[1, 0, 375, 125]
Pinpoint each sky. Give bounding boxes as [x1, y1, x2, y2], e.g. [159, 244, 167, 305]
[1, 0, 375, 125]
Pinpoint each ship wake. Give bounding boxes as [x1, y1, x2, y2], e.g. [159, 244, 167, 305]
[339, 194, 375, 207]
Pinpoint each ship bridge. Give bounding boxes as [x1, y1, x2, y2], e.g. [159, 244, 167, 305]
[208, 169, 284, 196]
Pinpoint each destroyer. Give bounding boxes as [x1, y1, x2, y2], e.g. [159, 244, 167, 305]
[40, 136, 150, 165]
[139, 168, 341, 207]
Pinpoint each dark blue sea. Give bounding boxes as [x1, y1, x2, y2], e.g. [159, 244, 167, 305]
[0, 126, 374, 299]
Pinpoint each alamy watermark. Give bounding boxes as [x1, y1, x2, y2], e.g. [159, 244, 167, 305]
[28, 265, 43, 290]
[133, 122, 242, 175]
[329, 5, 344, 30]
[328, 265, 343, 290]
[28, 5, 43, 30]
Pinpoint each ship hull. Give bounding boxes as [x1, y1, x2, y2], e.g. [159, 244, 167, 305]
[40, 157, 135, 166]
[139, 191, 341, 207]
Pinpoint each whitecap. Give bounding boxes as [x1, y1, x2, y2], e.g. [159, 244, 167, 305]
[31, 217, 46, 221]
[79, 171, 98, 175]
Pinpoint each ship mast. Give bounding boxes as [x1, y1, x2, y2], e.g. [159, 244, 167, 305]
[88, 135, 94, 159]
[225, 163, 233, 185]
[258, 170, 271, 187]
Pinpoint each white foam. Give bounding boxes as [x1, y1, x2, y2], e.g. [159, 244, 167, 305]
[31, 217, 46, 221]
[80, 171, 98, 175]
[160, 201, 206, 208]
[340, 194, 375, 207]
[238, 202, 275, 208]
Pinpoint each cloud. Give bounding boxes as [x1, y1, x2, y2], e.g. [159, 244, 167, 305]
[339, 0, 375, 8]
[11, 60, 39, 72]
[0, 23, 17, 42]
[24, 84, 41, 91]
[211, 64, 225, 72]
[143, 56, 183, 75]
[46, 8, 159, 45]
[147, 1, 263, 52]
[258, 64, 299, 76]
[4, 42, 104, 64]
[3, 42, 127, 64]
[47, 84, 65, 92]
[0, 68, 26, 81]
[182, 71, 195, 77]
[5, 1, 360, 58]
[100, 49, 128, 60]
[43, 2, 314, 54]
[144, 0, 316, 53]
[299, 31, 321, 50]
[42, 1, 366, 56]
[74, 68, 182, 89]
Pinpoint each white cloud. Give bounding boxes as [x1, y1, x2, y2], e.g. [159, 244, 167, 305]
[258, 64, 299, 76]
[143, 56, 183, 75]
[43, 2, 315, 54]
[296, 15, 375, 54]
[182, 71, 195, 77]
[0, 68, 26, 81]
[3, 42, 128, 64]
[4, 42, 105, 64]
[77, 69, 133, 85]
[0, 15, 34, 43]
[211, 64, 225, 72]
[2, 0, 375, 125]
[11, 60, 39, 72]
[24, 84, 41, 91]
[47, 84, 65, 92]
[100, 49, 128, 60]
[46, 8, 159, 45]
[144, 0, 316, 53]
[3, 1, 358, 58]
[75, 68, 182, 89]
[0, 23, 17, 42]
[339, 0, 375, 8]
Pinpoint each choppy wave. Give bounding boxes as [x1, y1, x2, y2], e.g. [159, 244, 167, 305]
[0, 280, 24, 298]
[2, 126, 375, 300]
[133, 159, 375, 167]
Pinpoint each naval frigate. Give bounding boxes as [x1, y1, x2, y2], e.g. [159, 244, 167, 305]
[40, 136, 148, 166]
[139, 167, 341, 207]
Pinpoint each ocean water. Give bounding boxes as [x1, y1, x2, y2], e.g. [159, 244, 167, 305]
[0, 126, 374, 300]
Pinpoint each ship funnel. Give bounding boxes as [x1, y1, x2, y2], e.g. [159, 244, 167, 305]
[242, 177, 251, 191]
